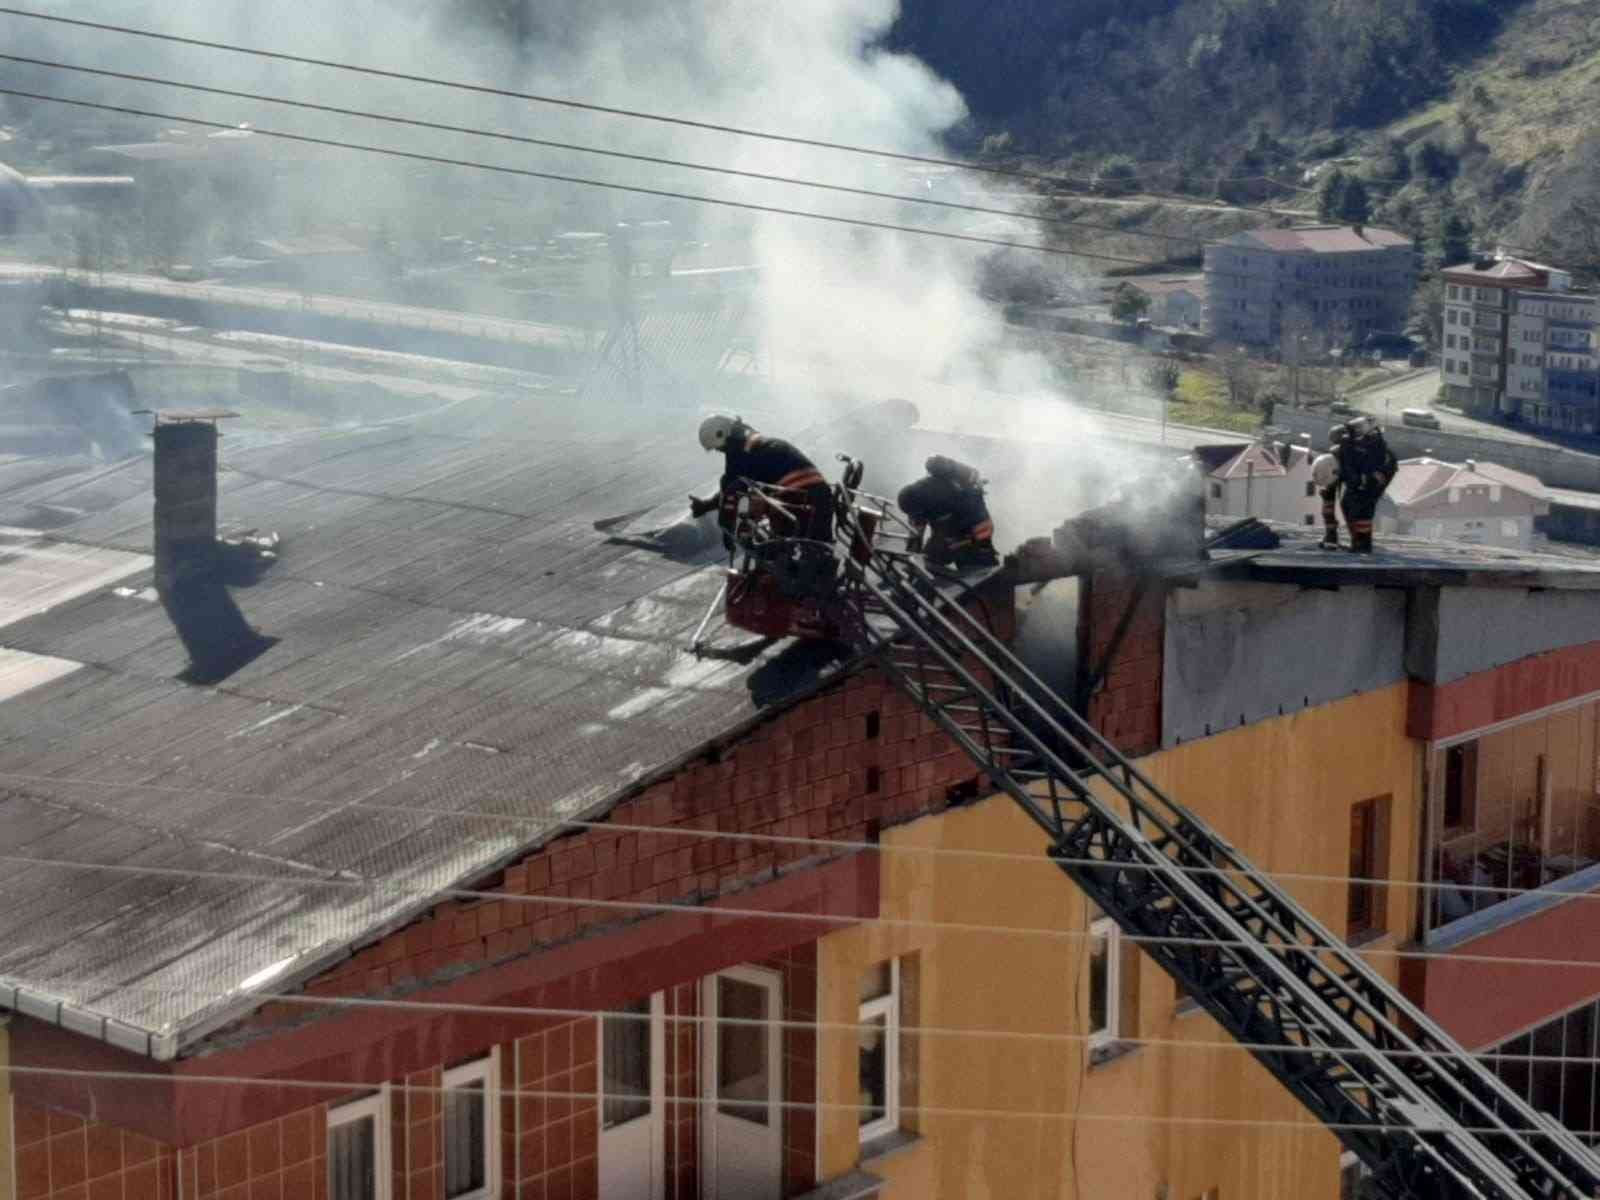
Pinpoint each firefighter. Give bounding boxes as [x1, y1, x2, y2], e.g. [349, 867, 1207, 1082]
[1318, 416, 1397, 554]
[689, 414, 834, 542]
[896, 455, 998, 569]
[1312, 425, 1348, 550]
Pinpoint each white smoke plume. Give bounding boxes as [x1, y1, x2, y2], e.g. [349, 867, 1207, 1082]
[6, 0, 1166, 536]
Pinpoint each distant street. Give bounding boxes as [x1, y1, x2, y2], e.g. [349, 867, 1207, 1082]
[1347, 367, 1599, 450]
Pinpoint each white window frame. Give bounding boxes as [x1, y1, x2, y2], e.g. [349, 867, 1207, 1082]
[858, 959, 900, 1144]
[442, 1049, 502, 1200]
[1088, 916, 1121, 1050]
[327, 1088, 392, 1200]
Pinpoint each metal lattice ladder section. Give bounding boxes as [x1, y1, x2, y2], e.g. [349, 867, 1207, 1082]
[827, 501, 1600, 1200]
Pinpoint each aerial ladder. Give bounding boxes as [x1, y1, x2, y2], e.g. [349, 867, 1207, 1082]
[706, 467, 1600, 1200]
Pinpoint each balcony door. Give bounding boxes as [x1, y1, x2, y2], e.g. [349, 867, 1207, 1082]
[701, 966, 782, 1200]
[598, 993, 665, 1200]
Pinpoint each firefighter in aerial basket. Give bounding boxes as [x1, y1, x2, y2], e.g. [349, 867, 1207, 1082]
[897, 455, 999, 570]
[1312, 416, 1397, 554]
[688, 414, 834, 544]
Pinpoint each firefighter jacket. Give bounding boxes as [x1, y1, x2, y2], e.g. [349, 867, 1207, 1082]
[720, 435, 824, 496]
[897, 474, 994, 544]
[1338, 433, 1398, 499]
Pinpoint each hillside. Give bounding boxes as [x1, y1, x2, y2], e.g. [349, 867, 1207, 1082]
[891, 0, 1600, 268]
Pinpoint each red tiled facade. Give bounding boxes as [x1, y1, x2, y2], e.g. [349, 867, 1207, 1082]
[1407, 642, 1600, 742]
[13, 1103, 177, 1200]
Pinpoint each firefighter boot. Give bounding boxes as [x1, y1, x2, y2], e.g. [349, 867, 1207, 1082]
[1348, 523, 1374, 554]
[1319, 524, 1340, 550]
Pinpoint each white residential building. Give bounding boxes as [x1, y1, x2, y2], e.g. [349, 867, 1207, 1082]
[1376, 457, 1549, 549]
[1203, 438, 1322, 528]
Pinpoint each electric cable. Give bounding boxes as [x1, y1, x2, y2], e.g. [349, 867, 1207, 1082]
[0, 1061, 1575, 1138]
[8, 848, 1600, 976]
[0, 85, 1180, 269]
[2, 766, 1596, 912]
[25, 976, 1600, 1070]
[0, 52, 1215, 254]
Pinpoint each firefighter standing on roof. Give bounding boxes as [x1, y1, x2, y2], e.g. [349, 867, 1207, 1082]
[1313, 417, 1396, 554]
[897, 455, 998, 569]
[689, 414, 834, 543]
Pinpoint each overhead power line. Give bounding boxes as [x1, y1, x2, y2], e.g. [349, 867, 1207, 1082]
[0, 6, 1094, 189]
[0, 52, 1213, 253]
[11, 849, 1600, 976]
[0, 86, 1178, 268]
[4, 768, 1595, 911]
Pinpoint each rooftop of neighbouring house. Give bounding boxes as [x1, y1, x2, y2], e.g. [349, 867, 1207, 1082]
[1206, 440, 1313, 482]
[0, 394, 941, 1060]
[1442, 256, 1554, 283]
[1385, 457, 1548, 509]
[1223, 224, 1412, 255]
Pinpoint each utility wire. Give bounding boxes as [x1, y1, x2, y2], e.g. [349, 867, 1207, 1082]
[0, 52, 1214, 253]
[0, 86, 1173, 269]
[29, 973, 1600, 1071]
[9, 849, 1600, 976]
[0, 7, 1559, 263]
[2, 767, 1594, 911]
[0, 1062, 1571, 1138]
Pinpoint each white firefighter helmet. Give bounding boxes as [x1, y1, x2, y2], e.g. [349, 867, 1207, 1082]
[698, 414, 745, 453]
[1312, 453, 1340, 489]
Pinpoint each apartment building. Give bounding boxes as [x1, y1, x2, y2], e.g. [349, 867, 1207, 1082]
[7, 401, 1600, 1200]
[1203, 224, 1416, 348]
[1441, 254, 1600, 433]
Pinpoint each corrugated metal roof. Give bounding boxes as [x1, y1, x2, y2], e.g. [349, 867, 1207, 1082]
[0, 397, 873, 1057]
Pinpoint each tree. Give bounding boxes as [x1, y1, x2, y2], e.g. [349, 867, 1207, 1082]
[1094, 154, 1139, 196]
[1110, 282, 1151, 324]
[1433, 209, 1474, 268]
[1217, 343, 1262, 411]
[1341, 176, 1372, 224]
[1317, 169, 1350, 221]
[1539, 191, 1600, 286]
[1410, 277, 1444, 352]
[1143, 355, 1181, 395]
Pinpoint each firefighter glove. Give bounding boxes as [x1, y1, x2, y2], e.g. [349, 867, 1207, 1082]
[689, 494, 718, 518]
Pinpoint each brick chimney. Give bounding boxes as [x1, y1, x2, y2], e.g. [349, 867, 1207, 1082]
[152, 416, 219, 593]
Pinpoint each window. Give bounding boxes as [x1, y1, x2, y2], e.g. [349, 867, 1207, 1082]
[859, 958, 917, 1143]
[602, 999, 652, 1129]
[1447, 285, 1459, 299]
[328, 1091, 391, 1200]
[1209, 482, 1222, 499]
[1305, 481, 1316, 497]
[1347, 796, 1390, 940]
[1088, 911, 1139, 1053]
[1501, 519, 1520, 539]
[1303, 514, 1315, 525]
[442, 1052, 500, 1200]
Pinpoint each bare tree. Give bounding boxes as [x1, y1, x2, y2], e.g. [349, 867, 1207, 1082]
[1217, 343, 1262, 410]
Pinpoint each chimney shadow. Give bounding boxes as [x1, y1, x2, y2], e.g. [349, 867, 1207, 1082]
[150, 411, 276, 684]
[161, 581, 277, 685]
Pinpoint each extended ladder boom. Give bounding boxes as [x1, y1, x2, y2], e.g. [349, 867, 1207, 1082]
[827, 497, 1600, 1200]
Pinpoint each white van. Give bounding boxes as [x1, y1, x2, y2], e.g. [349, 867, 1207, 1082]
[1401, 407, 1441, 430]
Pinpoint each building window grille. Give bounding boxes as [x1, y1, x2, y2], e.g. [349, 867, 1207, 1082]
[443, 1052, 500, 1200]
[328, 1091, 390, 1200]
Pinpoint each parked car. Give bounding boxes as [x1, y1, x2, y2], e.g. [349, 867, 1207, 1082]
[1401, 407, 1442, 430]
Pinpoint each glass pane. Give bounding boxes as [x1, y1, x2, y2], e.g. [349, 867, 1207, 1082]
[328, 1115, 375, 1200]
[603, 999, 652, 1129]
[1087, 930, 1109, 1036]
[444, 1079, 485, 1198]
[859, 962, 891, 1004]
[717, 977, 770, 1125]
[858, 1013, 888, 1127]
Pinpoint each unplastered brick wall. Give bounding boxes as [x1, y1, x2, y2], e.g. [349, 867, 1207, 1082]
[1082, 568, 1165, 758]
[255, 667, 981, 1016]
[13, 1102, 176, 1200]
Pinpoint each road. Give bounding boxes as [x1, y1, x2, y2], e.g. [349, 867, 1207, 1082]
[1343, 368, 1597, 450]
